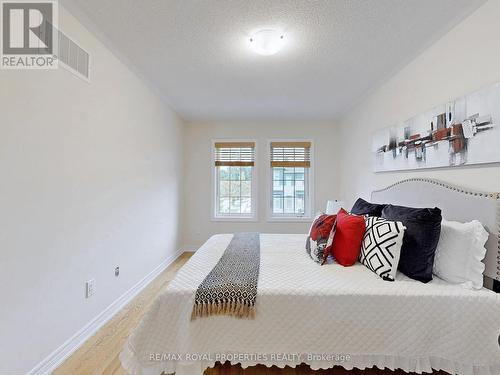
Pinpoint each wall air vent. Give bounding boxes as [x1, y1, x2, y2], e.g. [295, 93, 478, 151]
[56, 27, 90, 81]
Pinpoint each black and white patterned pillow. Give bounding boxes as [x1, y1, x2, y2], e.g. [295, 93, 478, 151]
[359, 216, 406, 281]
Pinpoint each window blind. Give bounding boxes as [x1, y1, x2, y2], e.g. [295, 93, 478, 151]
[214, 142, 255, 167]
[270, 141, 311, 168]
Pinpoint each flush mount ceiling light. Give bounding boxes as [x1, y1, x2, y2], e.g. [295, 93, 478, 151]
[249, 29, 285, 56]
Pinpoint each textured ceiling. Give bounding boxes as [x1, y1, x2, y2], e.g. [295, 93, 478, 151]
[63, 0, 486, 122]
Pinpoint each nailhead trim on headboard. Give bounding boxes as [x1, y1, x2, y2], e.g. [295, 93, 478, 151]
[372, 178, 500, 278]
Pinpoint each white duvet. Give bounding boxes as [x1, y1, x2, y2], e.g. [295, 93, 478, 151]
[121, 234, 500, 375]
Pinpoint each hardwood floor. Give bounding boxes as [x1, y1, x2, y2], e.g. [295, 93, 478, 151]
[52, 252, 448, 375]
[207, 363, 448, 375]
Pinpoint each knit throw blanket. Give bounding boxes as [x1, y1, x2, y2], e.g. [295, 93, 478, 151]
[191, 233, 260, 320]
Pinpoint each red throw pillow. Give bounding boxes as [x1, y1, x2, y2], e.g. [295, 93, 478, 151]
[331, 208, 365, 266]
[310, 214, 336, 241]
[306, 213, 337, 263]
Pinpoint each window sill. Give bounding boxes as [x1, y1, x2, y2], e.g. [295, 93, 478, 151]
[211, 216, 258, 222]
[266, 216, 312, 223]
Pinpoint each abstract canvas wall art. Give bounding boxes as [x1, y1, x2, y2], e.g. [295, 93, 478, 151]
[373, 82, 500, 172]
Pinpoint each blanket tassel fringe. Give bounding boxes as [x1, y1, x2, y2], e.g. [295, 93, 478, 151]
[191, 299, 255, 320]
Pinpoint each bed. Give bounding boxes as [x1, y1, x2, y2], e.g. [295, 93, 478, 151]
[121, 179, 500, 375]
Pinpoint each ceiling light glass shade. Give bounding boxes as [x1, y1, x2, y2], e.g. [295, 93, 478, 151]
[249, 29, 285, 56]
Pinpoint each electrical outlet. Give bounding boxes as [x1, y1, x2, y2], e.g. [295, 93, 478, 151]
[115, 266, 120, 277]
[85, 279, 95, 298]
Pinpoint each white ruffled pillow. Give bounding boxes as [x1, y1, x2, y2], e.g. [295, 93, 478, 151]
[433, 219, 489, 289]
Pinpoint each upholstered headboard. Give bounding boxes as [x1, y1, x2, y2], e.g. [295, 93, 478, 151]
[371, 178, 500, 291]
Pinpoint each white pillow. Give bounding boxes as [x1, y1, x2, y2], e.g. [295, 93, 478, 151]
[433, 219, 489, 289]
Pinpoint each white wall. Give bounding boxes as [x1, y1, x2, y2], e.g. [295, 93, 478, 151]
[181, 121, 340, 249]
[338, 0, 500, 207]
[0, 6, 184, 375]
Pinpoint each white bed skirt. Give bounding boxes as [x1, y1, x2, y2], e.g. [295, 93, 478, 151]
[120, 345, 500, 375]
[120, 234, 500, 375]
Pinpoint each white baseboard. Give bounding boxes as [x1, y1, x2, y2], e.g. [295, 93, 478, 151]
[27, 249, 184, 375]
[179, 244, 199, 252]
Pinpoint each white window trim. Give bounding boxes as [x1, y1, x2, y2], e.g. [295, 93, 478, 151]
[211, 139, 258, 222]
[266, 138, 314, 222]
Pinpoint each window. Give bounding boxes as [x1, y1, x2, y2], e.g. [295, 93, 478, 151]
[213, 141, 256, 220]
[269, 141, 312, 219]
